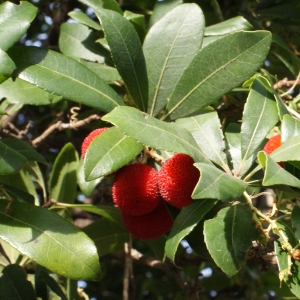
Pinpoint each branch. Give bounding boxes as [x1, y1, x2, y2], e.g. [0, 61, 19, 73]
[273, 76, 300, 91]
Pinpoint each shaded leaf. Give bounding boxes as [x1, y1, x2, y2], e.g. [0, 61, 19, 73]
[144, 3, 204, 116]
[102, 106, 212, 164]
[0, 200, 101, 280]
[49, 143, 79, 204]
[0, 264, 36, 300]
[205, 16, 253, 36]
[124, 11, 146, 42]
[68, 11, 102, 30]
[163, 31, 272, 120]
[165, 200, 217, 263]
[193, 163, 247, 201]
[0, 1, 37, 51]
[176, 108, 227, 168]
[8, 46, 124, 111]
[83, 218, 128, 257]
[0, 78, 62, 106]
[282, 114, 300, 142]
[96, 9, 148, 112]
[291, 205, 300, 241]
[0, 50, 15, 84]
[78, 0, 122, 14]
[0, 184, 34, 205]
[240, 76, 279, 161]
[84, 127, 143, 180]
[143, 235, 167, 262]
[59, 23, 110, 63]
[204, 204, 260, 276]
[258, 151, 300, 189]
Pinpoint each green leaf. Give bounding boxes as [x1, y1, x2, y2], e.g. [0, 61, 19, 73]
[49, 143, 79, 204]
[148, 0, 183, 28]
[78, 0, 122, 14]
[0, 50, 15, 84]
[0, 1, 37, 51]
[163, 31, 272, 120]
[0, 141, 27, 175]
[0, 264, 36, 300]
[68, 11, 102, 30]
[79, 59, 120, 84]
[84, 127, 143, 180]
[96, 9, 148, 112]
[102, 106, 212, 164]
[240, 77, 279, 161]
[0, 184, 35, 205]
[205, 16, 253, 36]
[143, 3, 204, 116]
[83, 218, 128, 257]
[225, 123, 255, 176]
[282, 114, 300, 142]
[77, 160, 103, 197]
[165, 200, 217, 263]
[291, 205, 300, 241]
[124, 11, 146, 42]
[204, 204, 260, 276]
[1, 138, 46, 164]
[176, 108, 227, 168]
[143, 235, 167, 262]
[0, 78, 62, 105]
[274, 220, 300, 298]
[8, 46, 124, 111]
[193, 163, 247, 201]
[0, 200, 101, 280]
[258, 151, 300, 189]
[59, 23, 110, 63]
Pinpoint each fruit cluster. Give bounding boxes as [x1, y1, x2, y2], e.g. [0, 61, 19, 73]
[81, 129, 200, 240]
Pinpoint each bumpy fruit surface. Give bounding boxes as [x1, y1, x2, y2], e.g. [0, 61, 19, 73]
[263, 134, 283, 167]
[158, 153, 200, 209]
[112, 164, 161, 216]
[121, 202, 173, 240]
[81, 127, 108, 159]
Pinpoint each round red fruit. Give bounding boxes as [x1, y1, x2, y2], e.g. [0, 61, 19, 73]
[263, 134, 283, 167]
[158, 153, 200, 209]
[112, 164, 161, 216]
[121, 202, 173, 240]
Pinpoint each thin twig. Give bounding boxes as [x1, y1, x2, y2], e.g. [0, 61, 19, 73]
[280, 72, 300, 97]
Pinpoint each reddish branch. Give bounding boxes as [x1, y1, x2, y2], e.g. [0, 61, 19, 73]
[273, 77, 300, 90]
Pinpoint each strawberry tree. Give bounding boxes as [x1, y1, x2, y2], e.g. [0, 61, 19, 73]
[0, 0, 300, 298]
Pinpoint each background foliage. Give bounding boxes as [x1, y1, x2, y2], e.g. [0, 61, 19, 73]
[0, 0, 300, 299]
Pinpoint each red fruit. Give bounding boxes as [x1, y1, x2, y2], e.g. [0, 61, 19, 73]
[158, 153, 200, 209]
[263, 134, 283, 167]
[112, 164, 161, 216]
[121, 202, 173, 240]
[81, 128, 108, 159]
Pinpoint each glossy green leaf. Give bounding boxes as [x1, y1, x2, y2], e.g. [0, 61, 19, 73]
[49, 143, 79, 204]
[144, 3, 204, 116]
[225, 123, 255, 176]
[193, 163, 247, 201]
[204, 204, 260, 276]
[96, 9, 148, 112]
[0, 78, 62, 105]
[176, 108, 227, 168]
[282, 114, 300, 142]
[79, 59, 120, 83]
[102, 106, 212, 164]
[205, 16, 253, 36]
[0, 264, 36, 300]
[77, 160, 103, 197]
[165, 200, 217, 263]
[148, 0, 182, 28]
[59, 23, 110, 63]
[83, 218, 128, 257]
[274, 220, 300, 298]
[68, 11, 102, 30]
[78, 0, 122, 14]
[163, 31, 272, 120]
[0, 1, 37, 51]
[0, 141, 27, 175]
[0, 200, 101, 280]
[1, 138, 46, 164]
[258, 151, 300, 189]
[0, 184, 34, 205]
[0, 50, 15, 83]
[240, 77, 279, 161]
[291, 205, 300, 241]
[85, 127, 143, 180]
[8, 46, 124, 111]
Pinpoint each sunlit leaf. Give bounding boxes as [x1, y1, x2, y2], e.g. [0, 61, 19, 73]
[68, 11, 102, 30]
